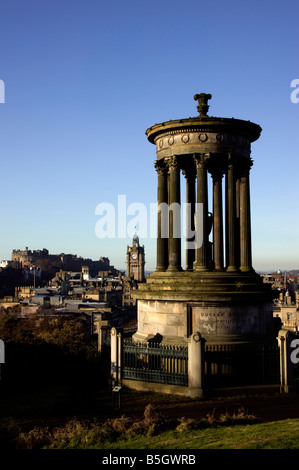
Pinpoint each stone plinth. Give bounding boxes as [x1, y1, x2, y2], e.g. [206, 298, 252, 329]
[132, 270, 275, 345]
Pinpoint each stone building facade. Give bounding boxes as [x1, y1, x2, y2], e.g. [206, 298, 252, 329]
[12, 247, 49, 265]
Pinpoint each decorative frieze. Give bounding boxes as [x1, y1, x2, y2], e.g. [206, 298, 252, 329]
[154, 131, 251, 160]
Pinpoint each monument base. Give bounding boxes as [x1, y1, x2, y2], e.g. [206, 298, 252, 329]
[132, 270, 277, 345]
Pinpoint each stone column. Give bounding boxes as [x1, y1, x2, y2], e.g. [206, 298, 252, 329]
[225, 171, 229, 269]
[155, 161, 168, 272]
[240, 159, 253, 272]
[183, 168, 196, 270]
[166, 156, 181, 272]
[211, 169, 224, 270]
[193, 154, 209, 271]
[226, 153, 239, 272]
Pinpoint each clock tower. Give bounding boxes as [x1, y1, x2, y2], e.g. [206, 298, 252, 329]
[126, 233, 145, 282]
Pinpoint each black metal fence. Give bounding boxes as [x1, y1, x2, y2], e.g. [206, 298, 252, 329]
[122, 341, 188, 386]
[120, 337, 281, 390]
[204, 340, 280, 388]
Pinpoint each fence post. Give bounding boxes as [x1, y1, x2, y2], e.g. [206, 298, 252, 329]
[188, 332, 205, 398]
[277, 329, 294, 393]
[97, 325, 110, 353]
[117, 331, 122, 385]
[110, 327, 118, 385]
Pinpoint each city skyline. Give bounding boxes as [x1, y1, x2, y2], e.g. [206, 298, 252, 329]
[0, 0, 298, 274]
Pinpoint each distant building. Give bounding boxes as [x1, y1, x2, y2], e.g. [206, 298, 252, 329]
[11, 247, 49, 265]
[11, 247, 118, 277]
[122, 235, 146, 309]
[126, 233, 145, 282]
[122, 278, 138, 308]
[262, 272, 299, 332]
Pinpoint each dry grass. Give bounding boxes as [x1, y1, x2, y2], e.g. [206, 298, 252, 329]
[16, 404, 172, 449]
[16, 404, 259, 449]
[206, 406, 258, 426]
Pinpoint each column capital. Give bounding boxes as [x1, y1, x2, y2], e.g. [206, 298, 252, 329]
[154, 160, 167, 176]
[238, 157, 253, 177]
[209, 167, 224, 180]
[193, 153, 209, 169]
[182, 167, 196, 181]
[165, 155, 179, 171]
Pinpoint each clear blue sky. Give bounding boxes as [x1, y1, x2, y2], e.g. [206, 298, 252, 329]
[0, 0, 298, 273]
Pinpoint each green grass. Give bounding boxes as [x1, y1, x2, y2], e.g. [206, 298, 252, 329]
[53, 419, 299, 450]
[119, 419, 299, 449]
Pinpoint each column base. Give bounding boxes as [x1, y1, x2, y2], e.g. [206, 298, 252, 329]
[155, 266, 167, 273]
[240, 266, 254, 273]
[166, 266, 183, 273]
[214, 267, 225, 272]
[193, 264, 210, 272]
[226, 266, 240, 273]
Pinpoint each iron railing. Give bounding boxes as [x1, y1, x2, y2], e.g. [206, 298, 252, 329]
[120, 336, 281, 389]
[122, 341, 188, 386]
[204, 340, 280, 387]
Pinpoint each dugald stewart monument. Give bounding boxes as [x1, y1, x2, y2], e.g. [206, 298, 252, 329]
[132, 93, 275, 346]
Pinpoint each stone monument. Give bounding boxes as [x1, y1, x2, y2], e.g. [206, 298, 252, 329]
[133, 93, 275, 345]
